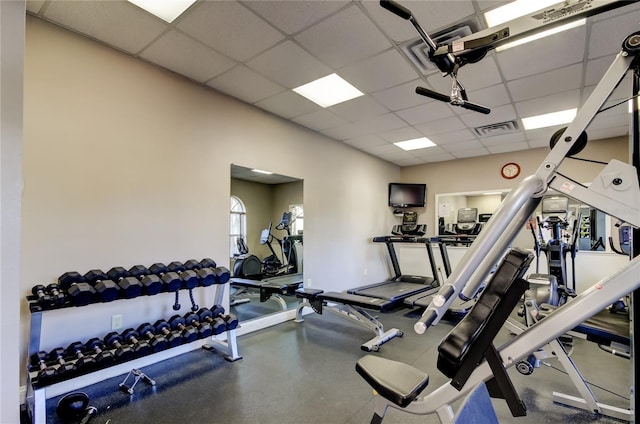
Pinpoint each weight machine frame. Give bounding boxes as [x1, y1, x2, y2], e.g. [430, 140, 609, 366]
[365, 1, 640, 422]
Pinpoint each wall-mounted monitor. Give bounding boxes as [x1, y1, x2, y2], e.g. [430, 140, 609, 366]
[388, 183, 426, 208]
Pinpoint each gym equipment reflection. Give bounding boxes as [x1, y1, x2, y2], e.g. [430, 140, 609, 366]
[229, 164, 303, 324]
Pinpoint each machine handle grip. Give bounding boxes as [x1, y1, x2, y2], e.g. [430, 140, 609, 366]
[380, 0, 412, 20]
[461, 100, 491, 114]
[414, 309, 438, 334]
[415, 86, 450, 103]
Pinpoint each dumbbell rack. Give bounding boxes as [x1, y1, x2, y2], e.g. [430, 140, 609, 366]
[25, 262, 241, 424]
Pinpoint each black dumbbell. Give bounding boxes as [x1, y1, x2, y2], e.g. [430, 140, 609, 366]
[153, 320, 185, 348]
[83, 269, 120, 302]
[46, 283, 66, 306]
[30, 351, 57, 383]
[66, 342, 97, 372]
[200, 258, 217, 268]
[184, 312, 213, 338]
[104, 332, 135, 361]
[196, 268, 215, 287]
[184, 259, 202, 270]
[58, 272, 97, 306]
[168, 315, 198, 343]
[167, 262, 200, 290]
[195, 308, 226, 335]
[128, 265, 162, 295]
[149, 263, 181, 292]
[213, 267, 231, 284]
[48, 347, 76, 376]
[106, 267, 143, 299]
[206, 305, 239, 330]
[85, 338, 115, 365]
[31, 285, 53, 308]
[136, 323, 168, 352]
[121, 328, 152, 357]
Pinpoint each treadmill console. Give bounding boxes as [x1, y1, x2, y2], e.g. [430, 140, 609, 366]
[391, 211, 426, 236]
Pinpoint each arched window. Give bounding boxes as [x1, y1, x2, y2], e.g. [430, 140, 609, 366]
[230, 196, 247, 258]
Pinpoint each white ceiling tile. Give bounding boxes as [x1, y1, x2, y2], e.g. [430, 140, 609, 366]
[588, 7, 640, 59]
[487, 141, 530, 154]
[378, 126, 424, 143]
[321, 122, 367, 140]
[496, 26, 586, 81]
[411, 146, 449, 158]
[480, 132, 526, 147]
[589, 113, 630, 131]
[414, 152, 456, 163]
[441, 139, 484, 152]
[255, 90, 319, 119]
[525, 125, 567, 143]
[371, 79, 429, 112]
[507, 63, 583, 103]
[587, 126, 629, 141]
[243, 0, 348, 35]
[451, 147, 490, 158]
[292, 109, 348, 131]
[176, 1, 284, 61]
[342, 134, 388, 149]
[515, 90, 580, 118]
[43, 1, 167, 54]
[396, 101, 455, 126]
[431, 129, 477, 145]
[458, 104, 517, 128]
[528, 138, 551, 149]
[295, 4, 391, 69]
[140, 30, 236, 83]
[584, 55, 615, 87]
[428, 55, 502, 94]
[207, 65, 285, 104]
[466, 84, 511, 108]
[339, 49, 418, 93]
[247, 41, 332, 89]
[415, 116, 467, 135]
[361, 0, 476, 44]
[327, 95, 389, 122]
[361, 143, 405, 156]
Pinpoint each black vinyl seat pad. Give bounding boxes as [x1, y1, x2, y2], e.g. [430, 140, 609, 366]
[296, 288, 393, 311]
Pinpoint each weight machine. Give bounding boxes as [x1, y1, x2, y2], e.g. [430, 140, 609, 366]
[356, 1, 640, 422]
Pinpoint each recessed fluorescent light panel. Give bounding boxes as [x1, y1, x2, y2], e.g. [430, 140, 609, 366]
[127, 0, 196, 23]
[522, 108, 577, 130]
[394, 137, 437, 151]
[251, 169, 273, 175]
[484, 0, 560, 27]
[496, 19, 586, 52]
[293, 74, 364, 108]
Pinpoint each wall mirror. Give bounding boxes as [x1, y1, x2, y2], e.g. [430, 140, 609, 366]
[435, 188, 623, 254]
[229, 164, 304, 325]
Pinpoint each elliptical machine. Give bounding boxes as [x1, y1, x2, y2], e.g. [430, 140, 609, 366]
[521, 195, 578, 326]
[232, 212, 302, 279]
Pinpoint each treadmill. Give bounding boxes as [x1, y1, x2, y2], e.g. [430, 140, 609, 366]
[347, 212, 440, 304]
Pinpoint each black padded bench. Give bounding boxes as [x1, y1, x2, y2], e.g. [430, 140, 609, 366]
[356, 248, 533, 420]
[295, 288, 402, 351]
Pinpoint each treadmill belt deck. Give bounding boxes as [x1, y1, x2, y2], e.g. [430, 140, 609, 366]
[350, 282, 433, 302]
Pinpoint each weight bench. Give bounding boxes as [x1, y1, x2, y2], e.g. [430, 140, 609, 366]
[356, 248, 533, 422]
[295, 288, 402, 352]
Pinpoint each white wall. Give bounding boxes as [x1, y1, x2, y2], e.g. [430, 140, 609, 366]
[20, 16, 399, 387]
[1, 1, 25, 421]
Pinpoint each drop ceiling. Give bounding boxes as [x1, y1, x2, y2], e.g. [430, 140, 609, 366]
[25, 0, 640, 167]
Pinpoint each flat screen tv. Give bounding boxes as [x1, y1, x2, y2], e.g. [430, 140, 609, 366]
[388, 183, 426, 208]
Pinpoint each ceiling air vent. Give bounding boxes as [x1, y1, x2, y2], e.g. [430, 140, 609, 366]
[399, 20, 478, 75]
[473, 120, 520, 138]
